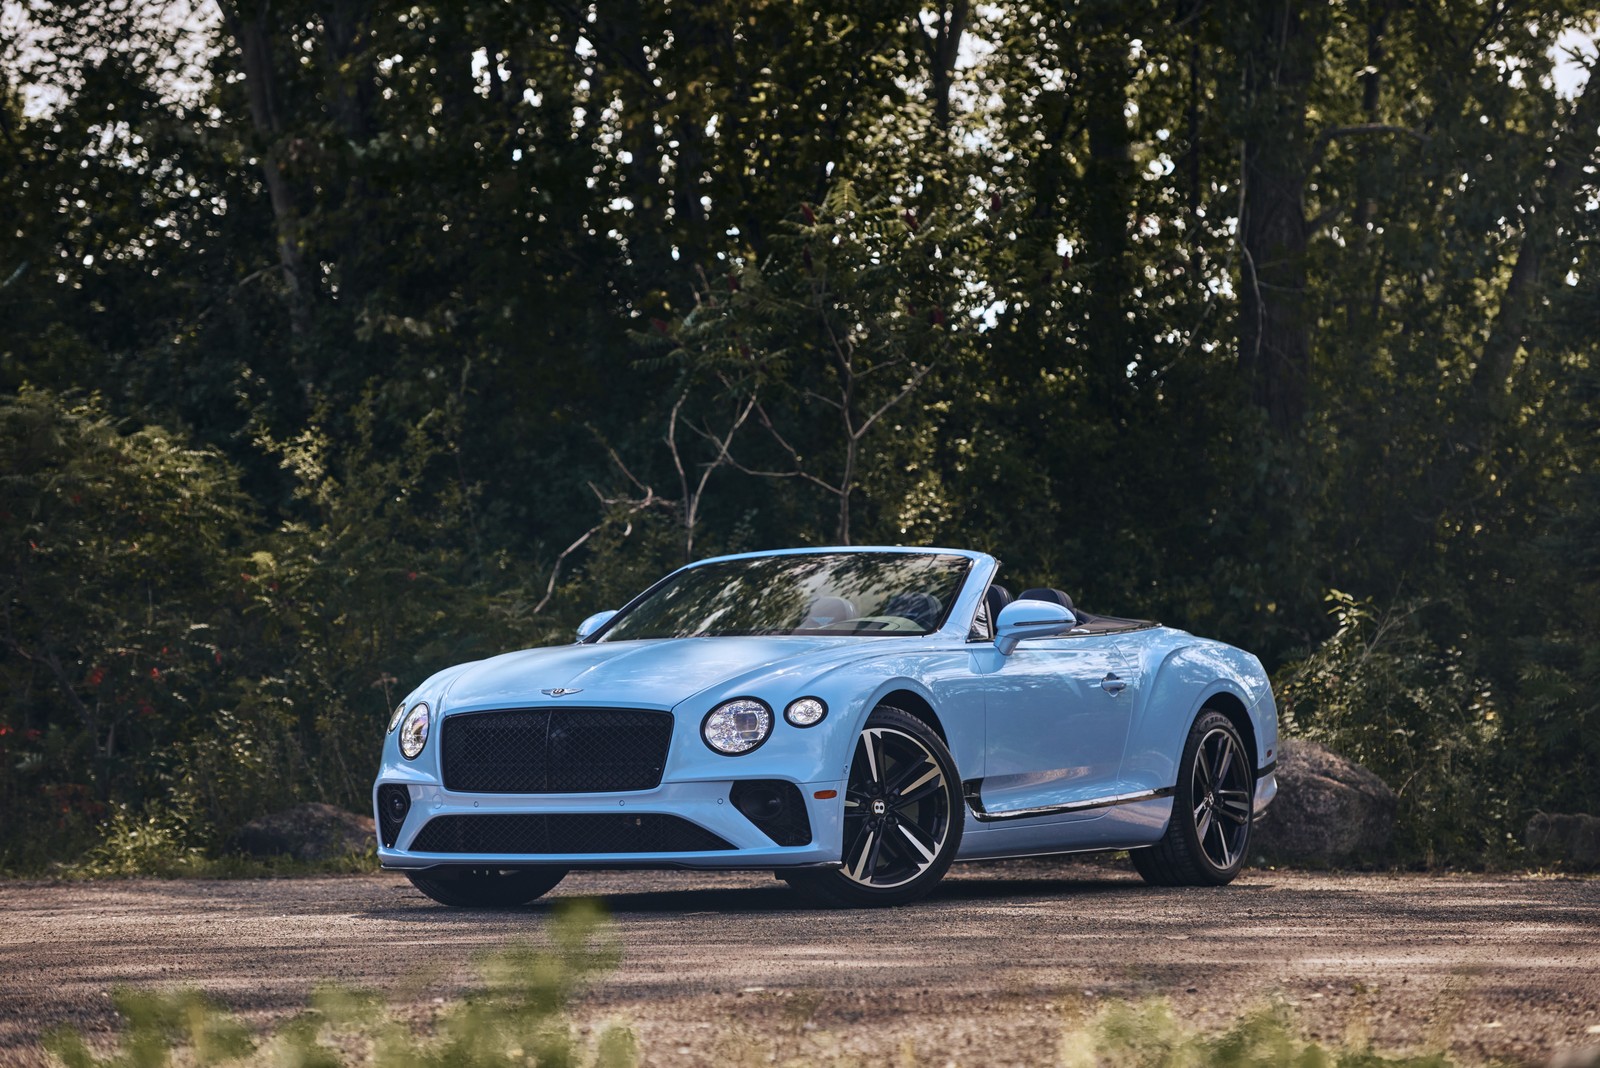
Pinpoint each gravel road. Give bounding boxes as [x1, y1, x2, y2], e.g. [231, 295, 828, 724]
[3, 861, 1598, 1066]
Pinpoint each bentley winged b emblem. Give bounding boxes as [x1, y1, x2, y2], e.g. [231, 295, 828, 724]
[540, 687, 583, 697]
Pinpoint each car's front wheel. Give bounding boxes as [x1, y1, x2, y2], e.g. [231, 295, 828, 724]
[785, 705, 963, 907]
[1132, 709, 1252, 886]
[406, 866, 568, 907]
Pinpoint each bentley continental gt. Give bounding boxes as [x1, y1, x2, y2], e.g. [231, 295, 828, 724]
[375, 547, 1279, 907]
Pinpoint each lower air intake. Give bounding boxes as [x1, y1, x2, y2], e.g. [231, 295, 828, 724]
[730, 780, 813, 846]
[377, 784, 411, 848]
[409, 813, 733, 854]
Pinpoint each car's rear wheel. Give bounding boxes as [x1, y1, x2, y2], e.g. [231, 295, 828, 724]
[785, 705, 963, 907]
[1132, 709, 1252, 886]
[406, 866, 568, 907]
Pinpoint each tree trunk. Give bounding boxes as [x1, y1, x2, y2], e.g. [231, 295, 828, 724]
[1471, 70, 1600, 411]
[1236, 0, 1318, 434]
[1083, 18, 1136, 396]
[218, 2, 313, 341]
[921, 1, 969, 134]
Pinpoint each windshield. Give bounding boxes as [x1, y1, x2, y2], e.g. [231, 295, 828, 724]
[596, 552, 973, 641]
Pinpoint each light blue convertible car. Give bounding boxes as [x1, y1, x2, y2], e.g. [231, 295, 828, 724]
[375, 547, 1279, 907]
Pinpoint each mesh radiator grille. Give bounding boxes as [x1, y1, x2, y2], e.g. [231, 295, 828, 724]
[441, 707, 672, 793]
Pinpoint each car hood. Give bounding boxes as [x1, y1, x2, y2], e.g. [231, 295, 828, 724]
[440, 636, 861, 712]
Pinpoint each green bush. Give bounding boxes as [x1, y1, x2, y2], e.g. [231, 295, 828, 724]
[0, 386, 551, 873]
[0, 387, 252, 869]
[1274, 592, 1510, 866]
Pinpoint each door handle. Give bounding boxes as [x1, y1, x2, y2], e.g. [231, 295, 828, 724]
[1101, 672, 1127, 695]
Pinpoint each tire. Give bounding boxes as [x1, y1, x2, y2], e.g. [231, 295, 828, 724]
[785, 705, 963, 907]
[406, 866, 568, 907]
[1132, 710, 1253, 887]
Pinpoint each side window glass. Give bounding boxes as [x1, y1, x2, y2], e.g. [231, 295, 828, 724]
[968, 584, 996, 641]
[960, 601, 985, 642]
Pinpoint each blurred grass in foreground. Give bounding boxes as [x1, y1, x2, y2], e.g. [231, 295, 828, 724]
[44, 901, 1468, 1068]
[46, 900, 636, 1068]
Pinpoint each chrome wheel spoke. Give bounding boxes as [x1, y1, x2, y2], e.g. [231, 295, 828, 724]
[847, 826, 878, 881]
[891, 778, 943, 812]
[887, 758, 938, 797]
[860, 730, 885, 786]
[862, 826, 887, 882]
[1217, 788, 1252, 826]
[1211, 736, 1235, 786]
[1195, 801, 1215, 842]
[1218, 801, 1250, 826]
[896, 819, 938, 867]
[1210, 819, 1236, 867]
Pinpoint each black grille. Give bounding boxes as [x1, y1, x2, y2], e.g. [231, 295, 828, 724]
[377, 784, 411, 848]
[730, 780, 813, 846]
[409, 813, 733, 854]
[441, 708, 673, 793]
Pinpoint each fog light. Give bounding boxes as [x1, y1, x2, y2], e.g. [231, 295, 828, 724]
[377, 784, 411, 848]
[784, 696, 828, 727]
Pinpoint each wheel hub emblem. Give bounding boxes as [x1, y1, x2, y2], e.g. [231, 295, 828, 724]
[871, 798, 887, 816]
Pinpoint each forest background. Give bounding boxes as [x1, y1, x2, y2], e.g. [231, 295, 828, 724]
[1, 0, 1596, 872]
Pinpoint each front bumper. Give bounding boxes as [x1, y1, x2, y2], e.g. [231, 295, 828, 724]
[375, 776, 846, 871]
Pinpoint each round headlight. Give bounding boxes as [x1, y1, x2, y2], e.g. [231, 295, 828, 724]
[387, 701, 407, 734]
[784, 696, 828, 727]
[399, 703, 430, 759]
[702, 698, 773, 755]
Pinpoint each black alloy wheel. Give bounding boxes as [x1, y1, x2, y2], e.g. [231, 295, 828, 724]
[785, 705, 963, 907]
[1132, 709, 1252, 886]
[406, 866, 568, 907]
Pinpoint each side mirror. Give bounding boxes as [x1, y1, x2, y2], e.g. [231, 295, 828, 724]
[994, 599, 1075, 655]
[575, 609, 618, 641]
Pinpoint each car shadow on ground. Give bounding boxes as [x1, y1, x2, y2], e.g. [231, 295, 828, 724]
[358, 870, 1164, 921]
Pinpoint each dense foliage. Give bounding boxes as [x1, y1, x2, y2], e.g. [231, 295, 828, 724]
[1, 0, 1596, 869]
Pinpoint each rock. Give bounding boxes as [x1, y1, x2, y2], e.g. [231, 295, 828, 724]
[1525, 812, 1600, 870]
[1252, 738, 1396, 866]
[233, 802, 375, 862]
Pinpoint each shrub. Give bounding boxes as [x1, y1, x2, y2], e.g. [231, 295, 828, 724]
[1274, 591, 1508, 866]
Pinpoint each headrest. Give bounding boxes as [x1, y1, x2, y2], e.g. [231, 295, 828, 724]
[985, 584, 1013, 616]
[1017, 587, 1074, 610]
[802, 596, 856, 627]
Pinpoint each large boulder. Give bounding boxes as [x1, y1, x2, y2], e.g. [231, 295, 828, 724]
[233, 802, 375, 862]
[1252, 738, 1396, 866]
[1524, 812, 1600, 870]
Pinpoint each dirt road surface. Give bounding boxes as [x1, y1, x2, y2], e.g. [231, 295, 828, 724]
[3, 861, 1598, 1066]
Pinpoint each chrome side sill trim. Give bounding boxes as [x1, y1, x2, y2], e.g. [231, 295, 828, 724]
[962, 781, 1177, 823]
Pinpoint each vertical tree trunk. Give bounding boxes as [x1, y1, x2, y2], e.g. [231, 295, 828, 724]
[920, 1, 969, 134]
[218, 2, 313, 342]
[1471, 71, 1600, 411]
[1082, 18, 1136, 395]
[1236, 0, 1318, 434]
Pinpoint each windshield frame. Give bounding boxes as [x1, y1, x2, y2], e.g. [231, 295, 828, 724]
[583, 549, 977, 642]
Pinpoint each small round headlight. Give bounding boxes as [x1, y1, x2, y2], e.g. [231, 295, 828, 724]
[784, 696, 828, 727]
[702, 698, 773, 755]
[387, 701, 407, 734]
[399, 703, 430, 759]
